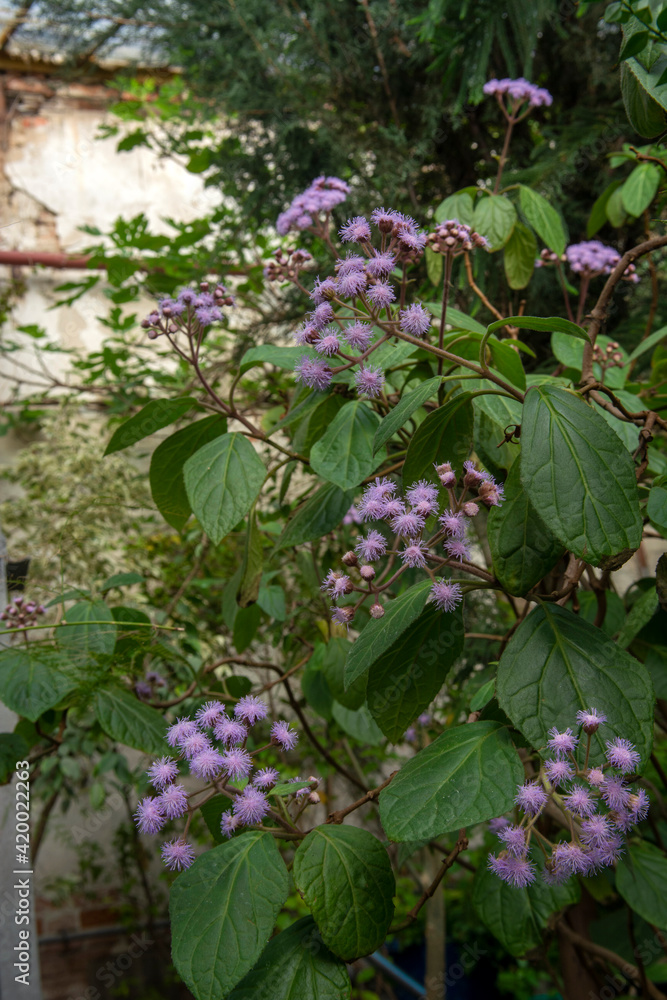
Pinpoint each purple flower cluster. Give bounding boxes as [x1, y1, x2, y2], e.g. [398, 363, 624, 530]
[1, 597, 46, 632]
[488, 710, 649, 888]
[564, 241, 639, 283]
[325, 460, 503, 627]
[427, 219, 489, 255]
[141, 281, 235, 340]
[483, 77, 553, 108]
[134, 695, 303, 870]
[276, 176, 351, 236]
[135, 670, 167, 701]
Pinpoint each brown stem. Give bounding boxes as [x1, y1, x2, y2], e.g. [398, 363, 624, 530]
[391, 831, 468, 931]
[493, 117, 516, 194]
[557, 919, 667, 1000]
[326, 771, 397, 824]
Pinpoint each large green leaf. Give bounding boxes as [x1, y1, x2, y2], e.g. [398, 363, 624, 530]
[621, 60, 667, 138]
[318, 639, 365, 711]
[496, 604, 654, 768]
[240, 345, 308, 374]
[435, 190, 475, 225]
[648, 485, 667, 536]
[622, 162, 661, 216]
[345, 581, 432, 689]
[170, 832, 289, 1000]
[293, 826, 395, 960]
[520, 386, 642, 566]
[94, 686, 167, 754]
[616, 587, 659, 649]
[518, 186, 567, 256]
[227, 917, 351, 1000]
[57, 600, 116, 657]
[373, 377, 443, 455]
[473, 862, 579, 956]
[310, 400, 381, 490]
[379, 721, 523, 842]
[104, 397, 197, 455]
[587, 180, 624, 238]
[184, 432, 266, 545]
[503, 221, 538, 290]
[486, 316, 588, 341]
[367, 604, 464, 742]
[331, 702, 385, 745]
[551, 331, 628, 390]
[627, 324, 667, 363]
[149, 416, 227, 531]
[487, 462, 564, 596]
[275, 482, 354, 549]
[616, 843, 667, 931]
[472, 195, 516, 251]
[0, 647, 78, 721]
[402, 393, 474, 488]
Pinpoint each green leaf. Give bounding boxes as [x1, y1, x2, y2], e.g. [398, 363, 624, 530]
[520, 386, 642, 566]
[293, 826, 395, 960]
[240, 345, 307, 375]
[619, 31, 651, 63]
[199, 793, 233, 845]
[587, 180, 624, 237]
[184, 433, 266, 545]
[331, 702, 385, 745]
[518, 186, 566, 255]
[94, 686, 167, 754]
[0, 648, 78, 721]
[57, 600, 116, 657]
[373, 377, 443, 455]
[101, 571, 143, 592]
[237, 505, 264, 608]
[473, 861, 580, 956]
[472, 195, 517, 251]
[425, 247, 443, 285]
[310, 400, 381, 490]
[228, 917, 350, 1000]
[170, 832, 289, 1000]
[257, 584, 287, 621]
[320, 639, 366, 711]
[503, 221, 538, 290]
[487, 337, 526, 392]
[233, 604, 261, 652]
[275, 482, 354, 549]
[487, 462, 564, 596]
[345, 581, 432, 689]
[0, 734, 29, 783]
[379, 721, 523, 842]
[622, 162, 662, 216]
[425, 304, 486, 335]
[617, 843, 667, 930]
[627, 324, 667, 362]
[402, 393, 474, 488]
[496, 604, 655, 768]
[617, 587, 659, 648]
[551, 332, 628, 389]
[435, 191, 475, 225]
[485, 315, 588, 341]
[367, 604, 464, 742]
[150, 416, 227, 531]
[103, 397, 197, 455]
[621, 62, 667, 138]
[606, 185, 629, 227]
[648, 485, 667, 535]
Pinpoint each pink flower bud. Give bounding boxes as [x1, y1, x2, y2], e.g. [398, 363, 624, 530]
[370, 603, 384, 619]
[462, 501, 479, 517]
[360, 565, 375, 581]
[342, 551, 358, 567]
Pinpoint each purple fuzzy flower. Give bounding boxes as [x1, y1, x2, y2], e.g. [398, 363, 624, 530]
[234, 695, 268, 725]
[391, 511, 424, 537]
[498, 824, 528, 857]
[355, 365, 385, 398]
[190, 748, 225, 780]
[444, 538, 470, 562]
[366, 251, 396, 277]
[233, 787, 270, 826]
[195, 305, 223, 326]
[605, 737, 640, 773]
[166, 718, 198, 748]
[213, 716, 248, 747]
[340, 216, 371, 243]
[371, 207, 403, 230]
[587, 767, 605, 788]
[253, 767, 280, 790]
[179, 731, 211, 760]
[488, 817, 510, 834]
[544, 759, 574, 786]
[439, 509, 467, 538]
[602, 776, 631, 810]
[310, 276, 337, 304]
[406, 480, 438, 506]
[580, 815, 613, 849]
[628, 788, 650, 823]
[399, 304, 431, 337]
[563, 785, 596, 818]
[147, 756, 179, 790]
[399, 540, 429, 568]
[547, 727, 578, 758]
[222, 748, 253, 780]
[551, 842, 591, 879]
[576, 707, 606, 733]
[178, 288, 197, 306]
[271, 720, 299, 751]
[161, 838, 195, 871]
[428, 579, 463, 613]
[515, 781, 548, 816]
[294, 356, 333, 391]
[314, 331, 341, 356]
[196, 701, 225, 728]
[321, 570, 351, 600]
[344, 321, 373, 351]
[355, 530, 387, 562]
[336, 270, 367, 299]
[336, 254, 366, 276]
[159, 783, 188, 820]
[220, 811, 239, 838]
[312, 302, 335, 329]
[358, 494, 388, 521]
[366, 281, 396, 310]
[134, 797, 165, 835]
[382, 498, 405, 519]
[488, 853, 536, 887]
[331, 606, 355, 628]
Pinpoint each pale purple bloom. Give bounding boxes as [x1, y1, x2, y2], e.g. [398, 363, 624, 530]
[343, 504, 362, 525]
[220, 810, 239, 838]
[371, 207, 403, 230]
[488, 817, 509, 834]
[418, 712, 431, 726]
[587, 767, 605, 788]
[391, 511, 424, 537]
[314, 331, 341, 356]
[355, 529, 387, 562]
[222, 748, 253, 780]
[515, 781, 548, 816]
[547, 727, 578, 758]
[134, 797, 165, 835]
[591, 833, 625, 867]
[358, 495, 388, 521]
[429, 579, 463, 613]
[177, 288, 197, 305]
[462, 460, 484, 485]
[195, 305, 223, 326]
[483, 76, 553, 107]
[611, 808, 635, 833]
[179, 731, 211, 760]
[399, 540, 429, 568]
[406, 481, 438, 507]
[310, 276, 336, 304]
[214, 716, 247, 747]
[551, 842, 591, 878]
[498, 824, 528, 857]
[366, 281, 396, 309]
[340, 216, 371, 242]
[253, 767, 280, 790]
[382, 498, 405, 519]
[355, 365, 385, 398]
[488, 853, 536, 887]
[161, 838, 195, 871]
[159, 783, 188, 820]
[190, 748, 225, 780]
[294, 322, 319, 346]
[576, 708, 607, 733]
[605, 738, 640, 774]
[271, 720, 298, 751]
[336, 254, 366, 276]
[344, 321, 373, 350]
[399, 304, 431, 337]
[563, 785, 596, 818]
[234, 695, 268, 725]
[365, 476, 396, 499]
[147, 756, 179, 790]
[444, 538, 470, 562]
[196, 701, 225, 728]
[404, 726, 417, 743]
[544, 759, 574, 785]
[277, 176, 350, 235]
[396, 220, 427, 254]
[580, 815, 613, 849]
[440, 509, 467, 538]
[602, 776, 631, 810]
[321, 570, 351, 600]
[628, 788, 649, 822]
[294, 356, 333, 391]
[166, 717, 198, 748]
[336, 270, 367, 299]
[331, 606, 355, 628]
[312, 302, 335, 329]
[233, 787, 270, 826]
[566, 240, 620, 276]
[366, 251, 396, 277]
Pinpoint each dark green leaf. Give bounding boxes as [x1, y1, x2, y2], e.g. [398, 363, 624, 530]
[293, 826, 395, 960]
[487, 337, 527, 391]
[587, 180, 624, 238]
[617, 587, 659, 648]
[237, 506, 264, 608]
[518, 186, 567, 255]
[496, 604, 654, 768]
[472, 195, 516, 251]
[520, 386, 642, 566]
[310, 401, 381, 490]
[621, 62, 667, 138]
[57, 600, 116, 657]
[373, 377, 443, 455]
[503, 221, 538, 290]
[321, 638, 366, 711]
[331, 702, 385, 745]
[233, 604, 261, 652]
[0, 734, 30, 783]
[0, 648, 78, 721]
[648, 485, 667, 535]
[149, 416, 227, 531]
[103, 397, 196, 455]
[379, 721, 523, 842]
[239, 345, 308, 375]
[170, 832, 289, 1000]
[619, 31, 650, 63]
[275, 483, 355, 549]
[485, 316, 588, 341]
[184, 433, 266, 545]
[616, 843, 667, 930]
[435, 191, 475, 225]
[228, 917, 351, 1000]
[622, 163, 661, 216]
[425, 247, 443, 286]
[257, 584, 287, 621]
[94, 686, 167, 754]
[402, 393, 474, 488]
[199, 793, 233, 845]
[627, 323, 667, 362]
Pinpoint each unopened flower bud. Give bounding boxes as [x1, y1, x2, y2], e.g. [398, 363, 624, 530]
[462, 501, 479, 517]
[141, 318, 151, 329]
[370, 603, 384, 619]
[342, 551, 358, 567]
[162, 305, 173, 317]
[308, 791, 321, 804]
[200, 281, 209, 291]
[147, 329, 159, 339]
[360, 565, 375, 581]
